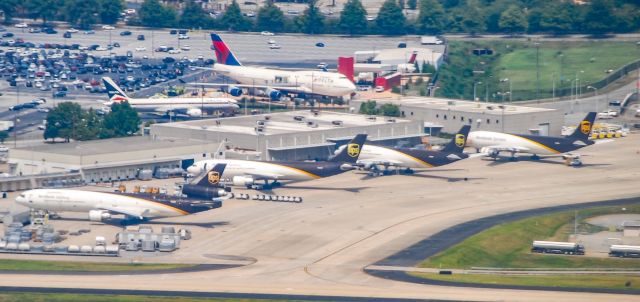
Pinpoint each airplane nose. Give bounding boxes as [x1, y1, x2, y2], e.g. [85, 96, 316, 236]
[15, 195, 26, 205]
[186, 165, 201, 175]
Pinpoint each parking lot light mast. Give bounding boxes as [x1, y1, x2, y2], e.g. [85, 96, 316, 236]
[473, 81, 482, 102]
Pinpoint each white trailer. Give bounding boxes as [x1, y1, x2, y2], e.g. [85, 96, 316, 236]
[609, 245, 640, 258]
[0, 121, 14, 132]
[531, 240, 585, 255]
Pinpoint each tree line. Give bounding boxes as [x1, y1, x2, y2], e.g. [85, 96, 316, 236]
[44, 102, 140, 142]
[0, 0, 124, 28]
[132, 0, 640, 35]
[3, 0, 638, 35]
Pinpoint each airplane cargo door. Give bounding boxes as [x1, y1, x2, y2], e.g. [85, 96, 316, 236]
[538, 123, 550, 136]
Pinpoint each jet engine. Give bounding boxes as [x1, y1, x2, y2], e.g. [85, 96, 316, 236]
[266, 88, 282, 101]
[186, 108, 202, 117]
[182, 184, 230, 200]
[340, 163, 356, 171]
[228, 86, 243, 97]
[232, 176, 255, 187]
[88, 210, 111, 222]
[480, 147, 499, 158]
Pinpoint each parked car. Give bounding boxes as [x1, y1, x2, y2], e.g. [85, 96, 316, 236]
[178, 34, 189, 39]
[44, 28, 57, 34]
[315, 42, 325, 47]
[14, 23, 28, 28]
[269, 44, 281, 49]
[137, 34, 145, 41]
[120, 30, 132, 36]
[101, 25, 115, 30]
[84, 30, 95, 35]
[397, 42, 407, 48]
[63, 32, 72, 38]
[53, 90, 67, 98]
[261, 31, 274, 36]
[169, 29, 177, 35]
[67, 28, 79, 33]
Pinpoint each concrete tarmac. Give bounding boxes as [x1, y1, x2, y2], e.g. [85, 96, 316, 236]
[0, 134, 639, 301]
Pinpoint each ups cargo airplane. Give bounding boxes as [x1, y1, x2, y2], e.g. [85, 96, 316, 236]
[16, 164, 230, 222]
[466, 112, 597, 165]
[190, 33, 357, 99]
[354, 125, 470, 175]
[187, 134, 367, 189]
[102, 77, 239, 117]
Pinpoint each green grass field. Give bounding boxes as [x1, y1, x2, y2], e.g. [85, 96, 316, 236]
[411, 272, 640, 290]
[0, 293, 305, 302]
[0, 259, 194, 272]
[497, 41, 640, 99]
[420, 204, 640, 270]
[413, 204, 640, 289]
[437, 41, 640, 101]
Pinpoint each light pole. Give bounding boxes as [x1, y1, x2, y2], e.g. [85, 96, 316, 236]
[534, 42, 541, 100]
[587, 86, 598, 113]
[473, 81, 482, 102]
[500, 78, 512, 103]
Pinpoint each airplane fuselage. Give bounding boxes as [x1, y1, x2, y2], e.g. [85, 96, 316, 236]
[188, 159, 350, 182]
[16, 189, 215, 218]
[467, 131, 590, 155]
[107, 97, 239, 112]
[214, 64, 356, 97]
[358, 145, 467, 169]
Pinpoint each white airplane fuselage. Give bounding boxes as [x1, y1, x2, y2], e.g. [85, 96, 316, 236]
[188, 159, 319, 182]
[358, 145, 431, 169]
[16, 189, 188, 218]
[214, 64, 356, 97]
[105, 97, 239, 112]
[467, 131, 561, 155]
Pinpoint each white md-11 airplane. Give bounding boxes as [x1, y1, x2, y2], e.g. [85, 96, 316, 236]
[466, 112, 597, 165]
[102, 77, 239, 117]
[190, 33, 357, 99]
[16, 164, 230, 222]
[355, 125, 470, 175]
[187, 134, 367, 189]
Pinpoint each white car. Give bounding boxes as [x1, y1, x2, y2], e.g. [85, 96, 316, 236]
[14, 23, 28, 28]
[102, 25, 115, 30]
[168, 49, 181, 54]
[67, 28, 79, 33]
[95, 46, 107, 51]
[135, 46, 146, 51]
[261, 31, 274, 36]
[178, 34, 189, 39]
[0, 146, 9, 152]
[374, 86, 385, 92]
[269, 44, 281, 49]
[267, 39, 276, 45]
[181, 45, 191, 51]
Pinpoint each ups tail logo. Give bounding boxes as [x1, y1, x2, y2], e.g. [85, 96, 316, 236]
[455, 134, 466, 147]
[580, 121, 591, 135]
[207, 171, 220, 185]
[347, 143, 360, 157]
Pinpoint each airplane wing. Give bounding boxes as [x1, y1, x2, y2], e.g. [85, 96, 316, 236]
[480, 145, 531, 157]
[187, 82, 313, 94]
[243, 172, 285, 180]
[358, 158, 404, 167]
[98, 206, 147, 219]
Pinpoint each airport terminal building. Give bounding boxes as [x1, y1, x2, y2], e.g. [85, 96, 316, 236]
[353, 97, 564, 136]
[150, 110, 424, 161]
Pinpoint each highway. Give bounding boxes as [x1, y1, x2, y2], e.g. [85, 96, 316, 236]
[0, 132, 638, 301]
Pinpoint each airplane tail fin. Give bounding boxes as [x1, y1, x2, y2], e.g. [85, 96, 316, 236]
[210, 33, 242, 66]
[101, 77, 129, 102]
[568, 112, 596, 142]
[329, 134, 367, 163]
[195, 163, 227, 187]
[408, 51, 418, 64]
[441, 125, 471, 153]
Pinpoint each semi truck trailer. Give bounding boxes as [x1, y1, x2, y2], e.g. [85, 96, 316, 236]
[609, 245, 640, 258]
[531, 240, 585, 255]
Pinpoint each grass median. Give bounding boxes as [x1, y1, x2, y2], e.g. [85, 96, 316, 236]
[0, 259, 195, 272]
[0, 293, 305, 302]
[413, 204, 640, 289]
